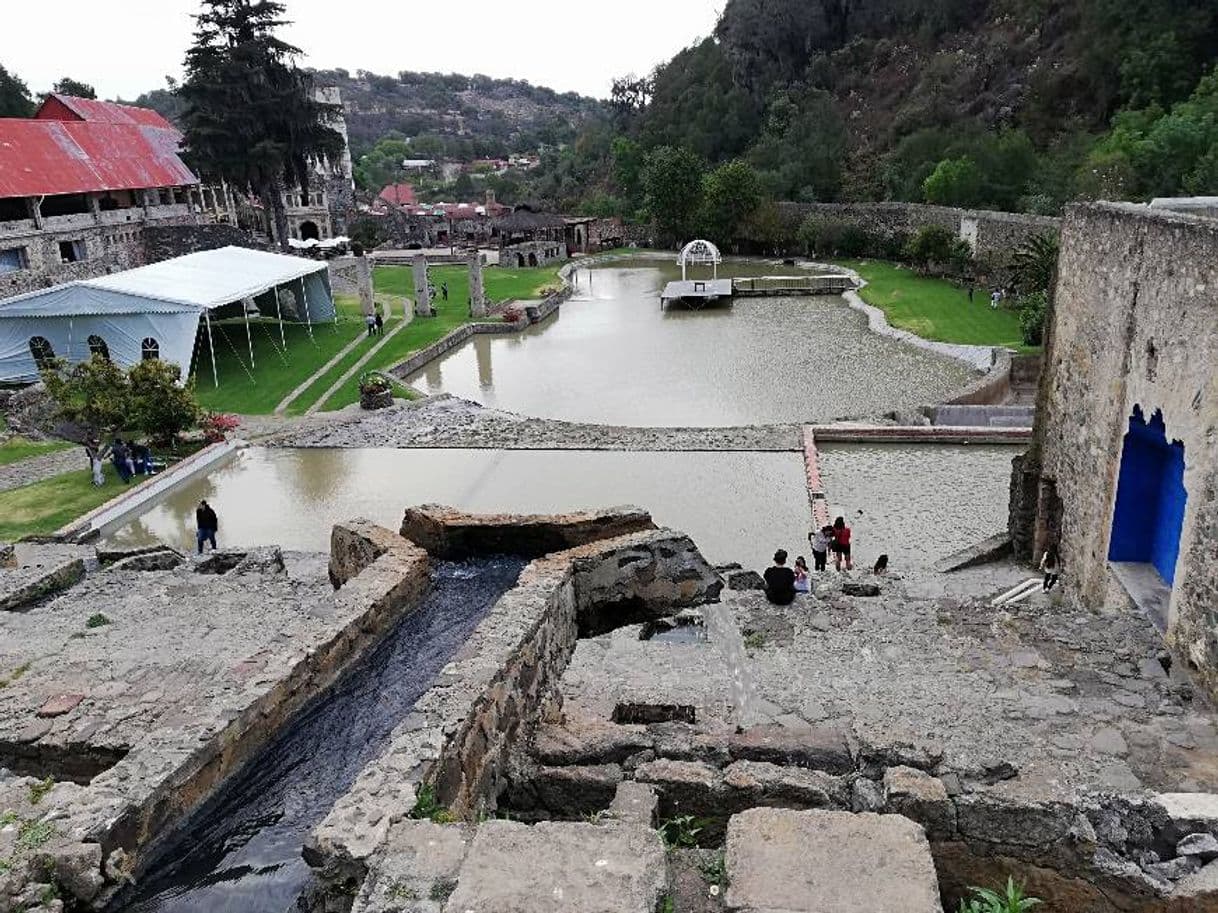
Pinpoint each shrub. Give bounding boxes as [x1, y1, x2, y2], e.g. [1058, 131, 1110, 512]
[957, 877, 1041, 913]
[358, 371, 391, 395]
[904, 225, 973, 275]
[199, 412, 240, 444]
[1018, 291, 1049, 346]
[129, 359, 200, 446]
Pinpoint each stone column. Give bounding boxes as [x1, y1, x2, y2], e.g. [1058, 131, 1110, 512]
[356, 254, 375, 317]
[412, 255, 434, 317]
[468, 251, 487, 318]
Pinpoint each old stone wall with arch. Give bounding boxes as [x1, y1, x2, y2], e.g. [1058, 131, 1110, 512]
[1015, 203, 1218, 696]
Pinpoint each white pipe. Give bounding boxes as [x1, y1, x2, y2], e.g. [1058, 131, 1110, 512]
[991, 578, 1041, 607]
[1005, 585, 1043, 606]
[274, 283, 287, 355]
[204, 312, 218, 388]
[243, 302, 255, 372]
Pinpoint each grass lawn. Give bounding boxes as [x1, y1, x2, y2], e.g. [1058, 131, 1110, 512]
[0, 467, 128, 540]
[191, 318, 365, 415]
[0, 435, 73, 467]
[315, 263, 561, 412]
[838, 259, 1033, 352]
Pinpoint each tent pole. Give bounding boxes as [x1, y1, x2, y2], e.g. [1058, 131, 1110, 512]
[301, 275, 315, 341]
[243, 301, 256, 372]
[274, 284, 287, 354]
[204, 312, 219, 388]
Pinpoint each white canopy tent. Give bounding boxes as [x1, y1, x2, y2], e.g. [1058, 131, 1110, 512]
[0, 246, 336, 384]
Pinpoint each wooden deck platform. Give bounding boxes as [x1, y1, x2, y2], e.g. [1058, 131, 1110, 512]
[660, 278, 734, 307]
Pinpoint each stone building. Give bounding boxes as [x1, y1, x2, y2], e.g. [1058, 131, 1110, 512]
[497, 206, 566, 267]
[1011, 203, 1218, 699]
[0, 95, 202, 298]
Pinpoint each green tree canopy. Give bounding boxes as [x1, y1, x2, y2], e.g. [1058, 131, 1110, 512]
[0, 64, 34, 116]
[180, 0, 344, 249]
[51, 77, 96, 99]
[642, 146, 706, 246]
[701, 160, 763, 246]
[922, 156, 984, 207]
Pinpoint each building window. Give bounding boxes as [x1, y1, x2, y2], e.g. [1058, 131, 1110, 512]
[29, 336, 55, 369]
[87, 335, 110, 361]
[141, 337, 159, 360]
[0, 247, 28, 274]
[58, 240, 87, 263]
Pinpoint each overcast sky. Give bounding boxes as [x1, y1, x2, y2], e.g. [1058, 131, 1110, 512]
[5, 0, 723, 101]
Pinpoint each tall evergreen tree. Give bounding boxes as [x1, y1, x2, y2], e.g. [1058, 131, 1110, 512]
[0, 64, 34, 117]
[179, 0, 343, 249]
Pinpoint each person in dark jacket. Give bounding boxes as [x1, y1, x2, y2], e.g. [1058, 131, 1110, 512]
[196, 500, 219, 554]
[763, 549, 796, 606]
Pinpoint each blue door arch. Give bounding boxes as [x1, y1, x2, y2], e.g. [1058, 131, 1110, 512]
[1109, 406, 1188, 584]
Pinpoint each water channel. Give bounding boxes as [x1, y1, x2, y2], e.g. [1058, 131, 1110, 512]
[405, 258, 976, 426]
[119, 557, 525, 913]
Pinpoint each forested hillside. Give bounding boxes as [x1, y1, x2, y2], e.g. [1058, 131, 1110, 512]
[527, 0, 1218, 219]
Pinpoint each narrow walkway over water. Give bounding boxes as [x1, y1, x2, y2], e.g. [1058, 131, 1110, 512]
[119, 557, 525, 913]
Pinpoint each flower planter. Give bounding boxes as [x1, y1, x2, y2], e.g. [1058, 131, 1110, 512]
[359, 388, 393, 410]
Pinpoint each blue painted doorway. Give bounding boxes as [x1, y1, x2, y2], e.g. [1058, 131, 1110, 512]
[1109, 406, 1188, 584]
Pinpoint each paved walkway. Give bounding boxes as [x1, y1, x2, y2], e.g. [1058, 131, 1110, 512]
[273, 328, 370, 415]
[0, 447, 84, 493]
[305, 319, 409, 415]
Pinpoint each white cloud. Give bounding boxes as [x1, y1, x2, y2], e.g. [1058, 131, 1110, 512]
[5, 0, 723, 100]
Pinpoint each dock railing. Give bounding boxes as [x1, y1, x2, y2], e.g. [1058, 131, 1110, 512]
[732, 274, 855, 295]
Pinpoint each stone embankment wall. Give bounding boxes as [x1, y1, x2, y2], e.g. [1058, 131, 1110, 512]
[305, 512, 723, 903]
[1014, 203, 1218, 699]
[778, 201, 1059, 266]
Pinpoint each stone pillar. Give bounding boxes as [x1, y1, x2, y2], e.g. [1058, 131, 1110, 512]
[356, 254, 375, 317]
[468, 251, 487, 318]
[412, 255, 434, 317]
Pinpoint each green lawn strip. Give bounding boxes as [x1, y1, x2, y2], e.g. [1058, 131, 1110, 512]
[0, 436, 73, 467]
[0, 468, 129, 540]
[837, 259, 1032, 352]
[192, 318, 365, 415]
[317, 264, 561, 412]
[282, 325, 392, 416]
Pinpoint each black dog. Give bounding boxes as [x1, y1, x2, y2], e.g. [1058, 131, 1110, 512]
[873, 554, 889, 575]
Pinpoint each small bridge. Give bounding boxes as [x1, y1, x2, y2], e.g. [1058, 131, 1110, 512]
[732, 274, 856, 296]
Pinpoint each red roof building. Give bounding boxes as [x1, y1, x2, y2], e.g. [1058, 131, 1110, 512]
[377, 183, 417, 207]
[35, 94, 178, 130]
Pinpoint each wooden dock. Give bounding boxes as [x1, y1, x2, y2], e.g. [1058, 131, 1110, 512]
[660, 278, 734, 308]
[661, 274, 856, 307]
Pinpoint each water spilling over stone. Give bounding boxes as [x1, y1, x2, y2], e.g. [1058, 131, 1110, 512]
[119, 557, 525, 913]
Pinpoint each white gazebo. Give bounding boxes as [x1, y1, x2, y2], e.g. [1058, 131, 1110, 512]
[0, 246, 336, 386]
[677, 239, 722, 280]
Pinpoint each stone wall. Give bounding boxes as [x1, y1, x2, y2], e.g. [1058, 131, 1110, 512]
[140, 223, 259, 263]
[1020, 203, 1218, 697]
[501, 240, 564, 268]
[777, 202, 1059, 267]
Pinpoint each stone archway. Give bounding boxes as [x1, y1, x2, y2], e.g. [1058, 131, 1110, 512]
[300, 220, 320, 241]
[528, 253, 538, 267]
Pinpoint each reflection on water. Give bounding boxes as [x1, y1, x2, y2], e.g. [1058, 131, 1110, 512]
[818, 443, 1021, 569]
[405, 259, 974, 427]
[104, 447, 811, 572]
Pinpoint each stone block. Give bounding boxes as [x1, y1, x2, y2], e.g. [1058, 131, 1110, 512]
[444, 820, 667, 913]
[727, 724, 853, 774]
[109, 549, 184, 572]
[1172, 858, 1218, 904]
[841, 582, 881, 597]
[533, 764, 623, 817]
[725, 569, 765, 590]
[95, 543, 175, 565]
[232, 545, 286, 576]
[608, 781, 659, 827]
[954, 793, 1074, 848]
[0, 557, 85, 611]
[648, 722, 731, 766]
[533, 720, 653, 766]
[37, 693, 85, 718]
[634, 758, 724, 819]
[883, 766, 956, 839]
[723, 760, 849, 809]
[399, 504, 655, 559]
[724, 807, 943, 912]
[329, 518, 407, 587]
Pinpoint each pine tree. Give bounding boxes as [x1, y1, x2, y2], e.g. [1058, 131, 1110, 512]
[179, 0, 343, 249]
[0, 64, 34, 117]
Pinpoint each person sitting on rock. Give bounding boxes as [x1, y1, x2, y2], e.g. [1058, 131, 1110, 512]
[764, 549, 796, 606]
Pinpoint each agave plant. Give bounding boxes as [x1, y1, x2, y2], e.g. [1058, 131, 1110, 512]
[1011, 233, 1060, 295]
[957, 877, 1042, 913]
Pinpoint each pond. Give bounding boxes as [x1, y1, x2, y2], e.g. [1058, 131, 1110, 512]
[404, 259, 975, 427]
[103, 446, 812, 572]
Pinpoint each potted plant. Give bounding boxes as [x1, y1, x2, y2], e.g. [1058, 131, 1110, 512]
[358, 371, 394, 410]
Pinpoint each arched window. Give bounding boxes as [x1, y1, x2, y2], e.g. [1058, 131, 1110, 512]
[141, 337, 160, 361]
[28, 336, 55, 369]
[87, 335, 110, 361]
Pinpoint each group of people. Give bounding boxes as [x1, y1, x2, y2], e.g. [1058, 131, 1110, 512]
[763, 517, 857, 606]
[111, 437, 155, 483]
[364, 310, 385, 337]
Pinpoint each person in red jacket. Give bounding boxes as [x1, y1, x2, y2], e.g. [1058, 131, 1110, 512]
[831, 516, 853, 571]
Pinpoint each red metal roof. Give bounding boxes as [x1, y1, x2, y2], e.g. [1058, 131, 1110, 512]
[0, 119, 198, 198]
[377, 183, 417, 206]
[35, 94, 177, 131]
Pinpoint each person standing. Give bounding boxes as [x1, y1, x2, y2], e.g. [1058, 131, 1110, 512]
[441, 281, 449, 301]
[967, 284, 975, 304]
[763, 549, 796, 606]
[196, 499, 219, 554]
[365, 312, 376, 337]
[1040, 545, 1061, 592]
[808, 525, 832, 572]
[111, 438, 132, 483]
[374, 310, 384, 336]
[832, 516, 853, 571]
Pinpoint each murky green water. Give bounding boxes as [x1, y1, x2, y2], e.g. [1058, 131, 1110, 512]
[406, 259, 975, 426]
[818, 443, 1020, 570]
[104, 447, 811, 571]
